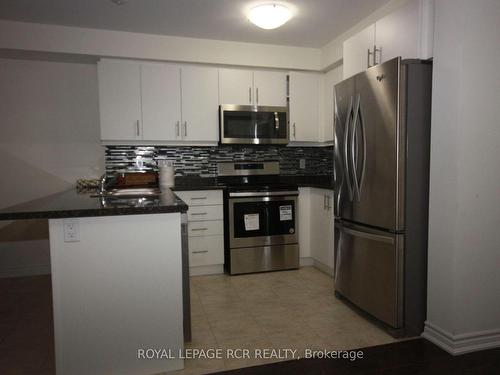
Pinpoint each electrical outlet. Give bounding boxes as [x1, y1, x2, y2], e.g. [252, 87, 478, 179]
[299, 159, 306, 169]
[63, 219, 80, 242]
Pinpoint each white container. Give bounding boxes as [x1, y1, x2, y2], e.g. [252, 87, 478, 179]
[158, 160, 175, 188]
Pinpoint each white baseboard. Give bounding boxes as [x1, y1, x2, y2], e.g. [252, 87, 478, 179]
[312, 259, 334, 276]
[422, 321, 500, 355]
[0, 264, 51, 278]
[189, 264, 224, 276]
[300, 257, 314, 266]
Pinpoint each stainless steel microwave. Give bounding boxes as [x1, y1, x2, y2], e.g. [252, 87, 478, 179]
[219, 105, 289, 145]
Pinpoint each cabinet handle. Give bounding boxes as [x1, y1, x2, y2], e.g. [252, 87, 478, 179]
[183, 121, 187, 137]
[374, 45, 381, 65]
[256, 87, 259, 104]
[191, 228, 208, 231]
[176, 121, 180, 137]
[191, 212, 207, 216]
[367, 48, 373, 68]
[136, 120, 140, 137]
[293, 123, 296, 139]
[323, 195, 327, 210]
[192, 250, 209, 254]
[191, 197, 207, 200]
[327, 196, 331, 210]
[249, 87, 252, 103]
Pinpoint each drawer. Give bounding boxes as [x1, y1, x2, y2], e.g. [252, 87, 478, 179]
[188, 235, 224, 267]
[187, 205, 223, 221]
[188, 220, 223, 237]
[175, 190, 223, 206]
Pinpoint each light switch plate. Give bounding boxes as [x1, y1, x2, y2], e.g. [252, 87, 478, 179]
[299, 159, 306, 169]
[63, 219, 80, 242]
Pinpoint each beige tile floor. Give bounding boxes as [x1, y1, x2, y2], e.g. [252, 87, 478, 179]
[167, 266, 398, 375]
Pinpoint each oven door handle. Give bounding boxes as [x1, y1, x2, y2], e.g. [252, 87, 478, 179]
[229, 191, 299, 198]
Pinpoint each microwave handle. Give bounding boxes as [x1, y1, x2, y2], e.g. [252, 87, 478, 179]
[274, 112, 279, 130]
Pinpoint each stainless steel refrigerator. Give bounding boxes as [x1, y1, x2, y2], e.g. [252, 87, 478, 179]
[333, 57, 432, 337]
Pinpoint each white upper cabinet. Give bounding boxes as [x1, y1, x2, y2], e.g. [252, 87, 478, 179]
[343, 0, 434, 79]
[98, 61, 142, 141]
[141, 64, 181, 141]
[289, 71, 320, 142]
[343, 24, 376, 81]
[219, 68, 287, 106]
[180, 66, 219, 142]
[219, 68, 254, 105]
[253, 71, 287, 107]
[98, 60, 219, 144]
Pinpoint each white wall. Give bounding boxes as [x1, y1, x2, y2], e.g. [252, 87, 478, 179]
[423, 0, 500, 354]
[0, 20, 321, 71]
[0, 58, 104, 277]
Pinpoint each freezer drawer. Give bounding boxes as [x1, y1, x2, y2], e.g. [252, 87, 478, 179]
[334, 221, 403, 328]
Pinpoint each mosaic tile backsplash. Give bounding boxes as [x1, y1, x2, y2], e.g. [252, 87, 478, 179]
[105, 145, 333, 177]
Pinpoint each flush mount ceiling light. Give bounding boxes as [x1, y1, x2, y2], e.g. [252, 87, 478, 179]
[247, 3, 292, 30]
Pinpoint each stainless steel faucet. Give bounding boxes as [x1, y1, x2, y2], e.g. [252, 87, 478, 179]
[99, 173, 107, 195]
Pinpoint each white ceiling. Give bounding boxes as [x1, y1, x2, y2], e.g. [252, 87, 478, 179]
[0, 0, 391, 48]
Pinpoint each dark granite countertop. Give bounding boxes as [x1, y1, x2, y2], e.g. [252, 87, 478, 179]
[0, 188, 188, 221]
[170, 176, 334, 191]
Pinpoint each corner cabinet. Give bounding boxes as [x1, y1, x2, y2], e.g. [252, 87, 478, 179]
[98, 59, 219, 145]
[288, 72, 321, 142]
[219, 68, 287, 107]
[98, 60, 143, 141]
[343, 0, 434, 79]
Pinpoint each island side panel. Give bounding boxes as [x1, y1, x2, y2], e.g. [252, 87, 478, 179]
[49, 213, 184, 375]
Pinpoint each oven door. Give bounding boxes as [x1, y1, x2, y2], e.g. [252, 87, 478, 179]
[228, 194, 298, 248]
[220, 105, 288, 144]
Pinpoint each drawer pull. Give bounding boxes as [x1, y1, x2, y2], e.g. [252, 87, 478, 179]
[191, 197, 208, 200]
[191, 212, 207, 216]
[191, 228, 208, 231]
[192, 250, 209, 254]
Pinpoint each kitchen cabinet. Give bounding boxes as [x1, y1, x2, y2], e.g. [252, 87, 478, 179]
[173, 190, 224, 275]
[219, 68, 287, 106]
[309, 188, 335, 271]
[180, 65, 219, 142]
[141, 63, 181, 141]
[342, 0, 434, 79]
[98, 60, 219, 144]
[98, 60, 142, 141]
[253, 70, 288, 106]
[289, 71, 321, 142]
[343, 24, 376, 81]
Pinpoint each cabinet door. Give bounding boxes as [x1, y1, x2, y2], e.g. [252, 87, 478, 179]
[289, 72, 320, 142]
[98, 61, 142, 141]
[375, 0, 421, 63]
[253, 71, 287, 107]
[219, 68, 254, 105]
[343, 24, 376, 79]
[310, 189, 334, 269]
[181, 66, 219, 142]
[141, 64, 181, 141]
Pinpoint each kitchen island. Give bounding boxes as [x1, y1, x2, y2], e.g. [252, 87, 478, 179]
[0, 189, 188, 375]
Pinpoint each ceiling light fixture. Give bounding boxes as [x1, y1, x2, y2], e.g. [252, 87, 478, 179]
[247, 3, 292, 30]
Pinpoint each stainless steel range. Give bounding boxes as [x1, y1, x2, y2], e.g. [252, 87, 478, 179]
[218, 161, 299, 275]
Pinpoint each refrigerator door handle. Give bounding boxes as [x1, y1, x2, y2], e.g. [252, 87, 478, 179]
[350, 95, 361, 201]
[344, 97, 354, 201]
[358, 96, 367, 199]
[340, 225, 395, 244]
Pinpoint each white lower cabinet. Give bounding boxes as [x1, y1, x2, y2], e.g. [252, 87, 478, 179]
[174, 190, 224, 275]
[310, 188, 335, 272]
[299, 187, 335, 274]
